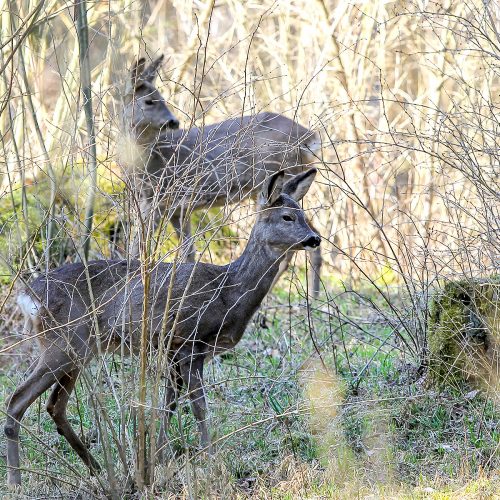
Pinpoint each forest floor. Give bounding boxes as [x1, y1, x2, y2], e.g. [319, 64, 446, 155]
[0, 286, 498, 499]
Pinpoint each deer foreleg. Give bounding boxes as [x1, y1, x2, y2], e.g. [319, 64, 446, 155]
[179, 354, 210, 450]
[171, 212, 196, 262]
[157, 365, 183, 461]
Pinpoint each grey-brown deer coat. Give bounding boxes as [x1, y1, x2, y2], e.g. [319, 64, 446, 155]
[5, 170, 320, 486]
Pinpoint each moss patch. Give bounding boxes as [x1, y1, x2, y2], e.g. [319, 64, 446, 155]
[428, 278, 500, 388]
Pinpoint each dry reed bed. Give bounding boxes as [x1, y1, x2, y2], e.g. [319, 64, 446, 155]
[0, 0, 497, 280]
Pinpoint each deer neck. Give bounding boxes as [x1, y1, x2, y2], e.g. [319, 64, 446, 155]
[230, 231, 284, 304]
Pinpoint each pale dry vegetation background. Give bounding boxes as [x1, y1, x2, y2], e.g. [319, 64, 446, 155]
[0, 0, 499, 498]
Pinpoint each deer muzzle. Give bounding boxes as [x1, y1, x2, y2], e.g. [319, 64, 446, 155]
[167, 118, 179, 129]
[302, 234, 321, 249]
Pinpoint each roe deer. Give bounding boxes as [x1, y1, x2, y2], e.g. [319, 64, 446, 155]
[123, 55, 323, 295]
[5, 169, 320, 486]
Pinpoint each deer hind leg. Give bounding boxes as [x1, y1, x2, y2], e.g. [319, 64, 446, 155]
[157, 364, 183, 461]
[270, 247, 323, 298]
[304, 216, 322, 298]
[171, 212, 196, 263]
[270, 248, 322, 297]
[179, 354, 210, 450]
[309, 246, 323, 298]
[4, 354, 72, 486]
[46, 370, 100, 473]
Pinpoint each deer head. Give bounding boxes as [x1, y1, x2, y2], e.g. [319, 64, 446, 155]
[123, 55, 179, 138]
[253, 169, 321, 255]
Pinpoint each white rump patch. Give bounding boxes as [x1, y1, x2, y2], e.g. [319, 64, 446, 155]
[17, 293, 41, 321]
[301, 132, 321, 163]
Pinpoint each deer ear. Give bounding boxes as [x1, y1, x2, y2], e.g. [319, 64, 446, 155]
[141, 54, 164, 82]
[259, 171, 285, 208]
[282, 168, 317, 201]
[131, 57, 146, 85]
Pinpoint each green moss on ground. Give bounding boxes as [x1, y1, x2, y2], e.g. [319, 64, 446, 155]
[428, 278, 500, 388]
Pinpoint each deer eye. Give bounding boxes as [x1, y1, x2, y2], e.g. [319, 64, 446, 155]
[282, 214, 295, 222]
[144, 99, 154, 105]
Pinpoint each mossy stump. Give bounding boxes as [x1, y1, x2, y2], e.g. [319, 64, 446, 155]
[427, 278, 500, 388]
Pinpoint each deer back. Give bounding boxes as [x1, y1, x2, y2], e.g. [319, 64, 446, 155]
[142, 112, 319, 211]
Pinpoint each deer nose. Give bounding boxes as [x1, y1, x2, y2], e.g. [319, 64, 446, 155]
[302, 235, 321, 248]
[167, 119, 179, 129]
